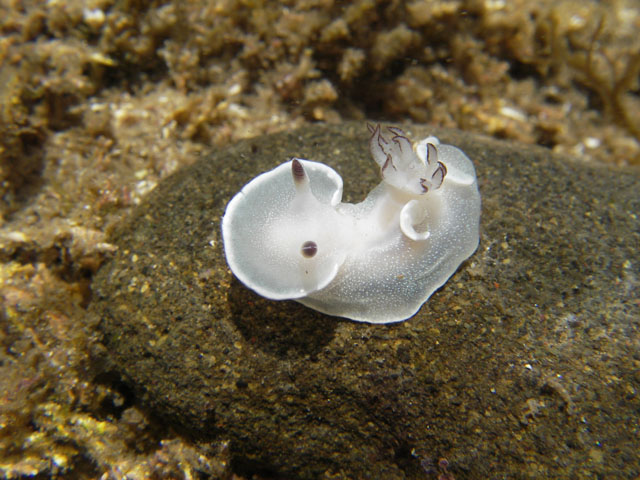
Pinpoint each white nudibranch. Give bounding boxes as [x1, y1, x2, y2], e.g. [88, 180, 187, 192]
[221, 124, 481, 323]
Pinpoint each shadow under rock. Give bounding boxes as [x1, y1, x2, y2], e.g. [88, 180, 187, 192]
[227, 277, 341, 359]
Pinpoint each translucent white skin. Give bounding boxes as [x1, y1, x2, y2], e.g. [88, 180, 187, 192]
[221, 126, 481, 323]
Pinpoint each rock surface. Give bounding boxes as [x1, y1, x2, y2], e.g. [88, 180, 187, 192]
[90, 122, 640, 479]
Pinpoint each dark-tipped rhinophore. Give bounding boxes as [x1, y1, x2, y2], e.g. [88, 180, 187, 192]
[291, 158, 306, 183]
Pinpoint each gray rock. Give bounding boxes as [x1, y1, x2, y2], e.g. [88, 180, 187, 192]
[90, 122, 640, 479]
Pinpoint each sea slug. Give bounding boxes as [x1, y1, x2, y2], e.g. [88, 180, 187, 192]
[221, 125, 481, 323]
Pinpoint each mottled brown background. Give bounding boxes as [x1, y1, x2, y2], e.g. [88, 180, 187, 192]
[1, 0, 639, 478]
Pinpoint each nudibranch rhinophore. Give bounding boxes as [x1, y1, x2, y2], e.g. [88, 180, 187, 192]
[221, 125, 481, 323]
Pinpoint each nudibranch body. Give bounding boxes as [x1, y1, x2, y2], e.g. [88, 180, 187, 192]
[221, 125, 481, 323]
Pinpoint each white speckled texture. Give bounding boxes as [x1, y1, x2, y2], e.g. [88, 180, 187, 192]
[221, 126, 481, 323]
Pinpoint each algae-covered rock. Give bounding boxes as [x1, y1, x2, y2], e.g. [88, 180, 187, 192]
[90, 122, 640, 479]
